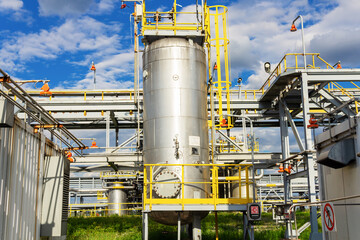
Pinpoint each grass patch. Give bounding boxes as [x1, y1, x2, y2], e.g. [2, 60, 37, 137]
[67, 211, 321, 240]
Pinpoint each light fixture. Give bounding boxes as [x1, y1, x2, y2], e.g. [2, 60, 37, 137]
[290, 24, 297, 32]
[290, 15, 306, 70]
[336, 61, 342, 69]
[264, 62, 271, 73]
[237, 77, 242, 84]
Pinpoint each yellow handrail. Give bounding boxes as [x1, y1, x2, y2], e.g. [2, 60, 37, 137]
[258, 53, 359, 114]
[206, 5, 233, 129]
[141, 0, 204, 35]
[143, 163, 253, 210]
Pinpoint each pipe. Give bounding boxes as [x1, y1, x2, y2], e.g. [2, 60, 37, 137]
[212, 169, 264, 181]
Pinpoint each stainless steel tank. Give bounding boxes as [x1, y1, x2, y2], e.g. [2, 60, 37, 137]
[108, 183, 127, 216]
[143, 37, 209, 225]
[231, 169, 255, 201]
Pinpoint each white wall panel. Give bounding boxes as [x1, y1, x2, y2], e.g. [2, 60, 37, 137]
[0, 118, 52, 240]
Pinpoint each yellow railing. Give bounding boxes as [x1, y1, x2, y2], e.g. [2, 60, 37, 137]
[216, 138, 258, 153]
[327, 82, 359, 113]
[259, 53, 360, 113]
[69, 202, 142, 216]
[97, 191, 108, 200]
[141, 0, 204, 35]
[259, 53, 334, 92]
[143, 163, 253, 211]
[206, 5, 233, 130]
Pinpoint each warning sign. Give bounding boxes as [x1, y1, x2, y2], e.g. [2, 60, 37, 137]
[322, 202, 336, 232]
[251, 206, 259, 215]
[247, 203, 261, 221]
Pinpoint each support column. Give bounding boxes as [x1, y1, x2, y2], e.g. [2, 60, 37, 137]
[243, 213, 248, 240]
[177, 212, 181, 240]
[279, 100, 292, 238]
[300, 73, 322, 240]
[192, 214, 201, 240]
[215, 212, 219, 240]
[106, 111, 110, 153]
[243, 212, 254, 240]
[241, 110, 248, 150]
[143, 212, 149, 240]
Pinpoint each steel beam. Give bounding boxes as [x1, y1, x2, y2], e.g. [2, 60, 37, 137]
[300, 73, 322, 240]
[279, 100, 292, 239]
[281, 101, 305, 151]
[318, 89, 355, 117]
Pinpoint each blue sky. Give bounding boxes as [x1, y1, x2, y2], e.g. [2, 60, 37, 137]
[1, 0, 359, 91]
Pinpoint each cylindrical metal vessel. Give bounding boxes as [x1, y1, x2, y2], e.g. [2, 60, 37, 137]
[231, 169, 255, 201]
[108, 184, 127, 215]
[143, 37, 209, 225]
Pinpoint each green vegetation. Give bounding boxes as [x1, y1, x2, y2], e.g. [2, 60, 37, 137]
[67, 211, 321, 240]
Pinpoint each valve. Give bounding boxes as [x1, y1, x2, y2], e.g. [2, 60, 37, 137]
[220, 118, 228, 127]
[307, 115, 318, 129]
[278, 165, 284, 173]
[66, 151, 74, 163]
[284, 164, 292, 174]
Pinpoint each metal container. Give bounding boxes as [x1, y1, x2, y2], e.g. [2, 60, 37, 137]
[108, 183, 127, 216]
[231, 169, 255, 201]
[143, 37, 209, 225]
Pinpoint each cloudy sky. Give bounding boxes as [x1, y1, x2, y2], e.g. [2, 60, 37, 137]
[1, 0, 359, 155]
[1, 0, 359, 90]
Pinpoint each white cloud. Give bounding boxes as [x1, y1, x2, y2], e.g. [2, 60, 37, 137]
[38, 0, 94, 16]
[307, 0, 360, 66]
[71, 51, 135, 89]
[0, 16, 122, 71]
[38, 0, 120, 16]
[0, 0, 23, 11]
[224, 0, 360, 89]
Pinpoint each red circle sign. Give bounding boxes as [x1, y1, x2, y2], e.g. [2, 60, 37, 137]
[323, 203, 335, 231]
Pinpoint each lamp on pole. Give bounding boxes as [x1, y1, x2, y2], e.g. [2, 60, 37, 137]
[90, 61, 96, 89]
[291, 15, 307, 70]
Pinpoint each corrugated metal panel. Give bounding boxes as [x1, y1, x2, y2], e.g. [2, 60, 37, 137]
[0, 118, 52, 240]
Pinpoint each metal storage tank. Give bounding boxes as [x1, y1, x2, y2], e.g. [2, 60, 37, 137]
[231, 169, 255, 200]
[143, 37, 209, 225]
[108, 184, 127, 216]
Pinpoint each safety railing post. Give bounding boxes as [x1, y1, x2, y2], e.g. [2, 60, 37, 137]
[246, 166, 250, 203]
[181, 164, 185, 210]
[238, 166, 241, 202]
[149, 166, 153, 210]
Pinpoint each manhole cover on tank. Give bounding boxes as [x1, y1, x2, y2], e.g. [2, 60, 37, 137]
[153, 170, 181, 198]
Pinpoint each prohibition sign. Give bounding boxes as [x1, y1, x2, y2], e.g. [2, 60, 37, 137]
[323, 203, 335, 231]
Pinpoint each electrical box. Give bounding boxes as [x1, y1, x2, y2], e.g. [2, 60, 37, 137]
[136, 4, 142, 18]
[317, 138, 355, 169]
[247, 203, 261, 221]
[41, 155, 70, 240]
[0, 99, 14, 128]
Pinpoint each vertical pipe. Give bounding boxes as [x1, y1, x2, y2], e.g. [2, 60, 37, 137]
[106, 111, 110, 153]
[279, 100, 291, 238]
[143, 212, 149, 240]
[215, 212, 219, 240]
[177, 212, 181, 240]
[300, 16, 307, 70]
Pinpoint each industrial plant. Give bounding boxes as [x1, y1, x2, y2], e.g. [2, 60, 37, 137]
[0, 1, 359, 240]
